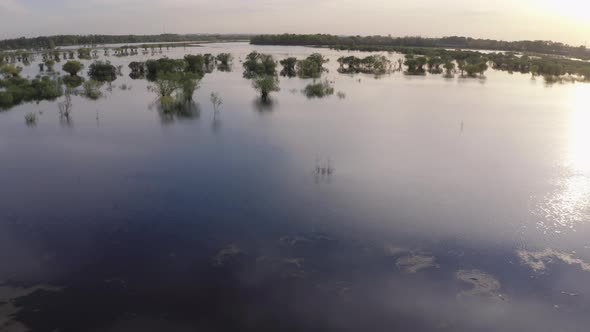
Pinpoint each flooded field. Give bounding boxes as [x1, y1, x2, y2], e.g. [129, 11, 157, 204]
[1, 42, 589, 331]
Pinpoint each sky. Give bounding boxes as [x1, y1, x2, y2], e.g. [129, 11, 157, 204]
[1, 0, 589, 45]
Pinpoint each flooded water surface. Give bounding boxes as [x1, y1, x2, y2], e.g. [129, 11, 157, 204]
[1, 42, 589, 331]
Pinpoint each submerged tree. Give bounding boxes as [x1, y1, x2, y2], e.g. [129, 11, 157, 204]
[77, 48, 92, 60]
[88, 61, 117, 82]
[210, 92, 222, 112]
[443, 61, 455, 76]
[128, 61, 146, 79]
[252, 75, 280, 101]
[149, 72, 201, 112]
[243, 51, 277, 78]
[184, 54, 205, 76]
[404, 55, 427, 74]
[303, 79, 335, 98]
[44, 60, 56, 72]
[280, 57, 297, 77]
[62, 60, 83, 76]
[82, 80, 103, 99]
[216, 53, 233, 66]
[58, 87, 73, 118]
[146, 58, 186, 79]
[296, 53, 328, 78]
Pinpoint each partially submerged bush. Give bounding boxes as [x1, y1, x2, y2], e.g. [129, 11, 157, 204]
[82, 79, 103, 99]
[303, 80, 334, 98]
[280, 57, 297, 77]
[25, 112, 36, 125]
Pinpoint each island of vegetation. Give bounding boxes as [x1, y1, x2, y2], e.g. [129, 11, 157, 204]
[251, 34, 590, 81]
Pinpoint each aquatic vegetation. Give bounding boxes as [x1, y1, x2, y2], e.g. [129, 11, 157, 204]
[456, 270, 506, 301]
[88, 61, 117, 82]
[303, 79, 334, 98]
[517, 249, 590, 272]
[252, 74, 280, 101]
[396, 254, 437, 273]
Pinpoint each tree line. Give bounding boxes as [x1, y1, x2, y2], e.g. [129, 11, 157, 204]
[251, 34, 590, 60]
[0, 34, 251, 51]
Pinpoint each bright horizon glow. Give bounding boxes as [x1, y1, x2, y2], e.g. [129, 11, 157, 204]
[0, 0, 589, 46]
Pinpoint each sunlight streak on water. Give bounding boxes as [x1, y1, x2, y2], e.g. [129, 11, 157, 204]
[536, 85, 590, 233]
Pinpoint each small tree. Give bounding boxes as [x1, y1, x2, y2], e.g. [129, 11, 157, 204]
[253, 75, 280, 101]
[63, 60, 83, 76]
[210, 92, 222, 112]
[82, 80, 103, 99]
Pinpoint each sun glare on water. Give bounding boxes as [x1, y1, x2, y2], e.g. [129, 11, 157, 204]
[535, 85, 590, 233]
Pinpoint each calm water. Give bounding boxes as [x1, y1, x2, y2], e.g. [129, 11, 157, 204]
[1, 42, 590, 331]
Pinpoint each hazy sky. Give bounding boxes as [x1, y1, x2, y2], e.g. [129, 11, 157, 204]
[1, 0, 589, 45]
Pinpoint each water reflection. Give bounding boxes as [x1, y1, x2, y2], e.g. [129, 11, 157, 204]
[253, 98, 276, 113]
[536, 85, 590, 233]
[150, 100, 201, 125]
